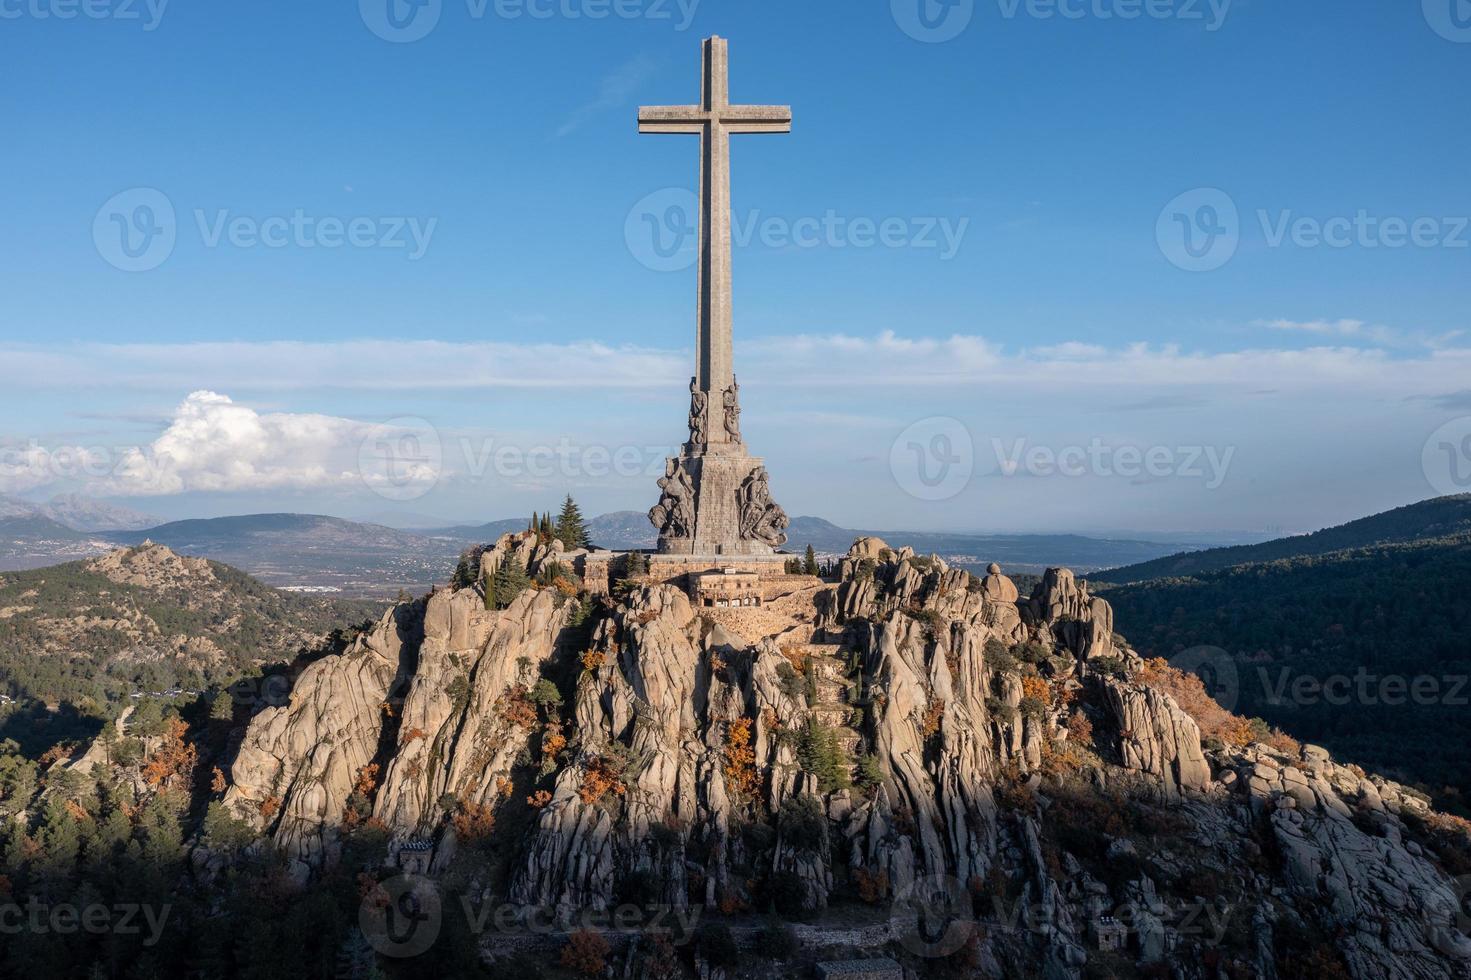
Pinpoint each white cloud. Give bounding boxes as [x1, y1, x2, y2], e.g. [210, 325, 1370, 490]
[3, 332, 1471, 399]
[0, 391, 438, 499]
[1257, 318, 1463, 349]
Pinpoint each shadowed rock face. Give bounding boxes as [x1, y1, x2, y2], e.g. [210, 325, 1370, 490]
[219, 533, 1471, 979]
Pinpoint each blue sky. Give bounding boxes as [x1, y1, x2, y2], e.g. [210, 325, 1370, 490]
[2, 0, 1469, 535]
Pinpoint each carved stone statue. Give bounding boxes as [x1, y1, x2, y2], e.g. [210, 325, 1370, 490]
[723, 378, 742, 443]
[736, 466, 788, 547]
[688, 377, 708, 446]
[648, 459, 697, 540]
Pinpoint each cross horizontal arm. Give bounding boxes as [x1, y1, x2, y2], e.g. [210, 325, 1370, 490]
[722, 103, 792, 134]
[639, 105, 704, 133]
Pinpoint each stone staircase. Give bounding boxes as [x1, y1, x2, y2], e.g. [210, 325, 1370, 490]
[804, 643, 864, 758]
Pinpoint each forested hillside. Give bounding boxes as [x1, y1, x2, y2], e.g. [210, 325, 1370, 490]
[1100, 494, 1471, 584]
[1104, 531, 1471, 810]
[0, 544, 379, 753]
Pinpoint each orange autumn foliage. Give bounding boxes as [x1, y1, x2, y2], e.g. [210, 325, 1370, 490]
[1021, 675, 1051, 703]
[578, 755, 628, 806]
[451, 801, 497, 842]
[142, 718, 198, 789]
[723, 718, 759, 801]
[560, 929, 611, 976]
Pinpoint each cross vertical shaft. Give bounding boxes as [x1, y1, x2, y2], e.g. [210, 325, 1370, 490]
[639, 36, 791, 447]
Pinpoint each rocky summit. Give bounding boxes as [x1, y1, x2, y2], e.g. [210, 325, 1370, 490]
[212, 532, 1471, 979]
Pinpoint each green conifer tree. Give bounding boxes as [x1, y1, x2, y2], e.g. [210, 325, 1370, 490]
[554, 494, 590, 550]
[482, 560, 497, 611]
[803, 545, 819, 576]
[493, 558, 530, 609]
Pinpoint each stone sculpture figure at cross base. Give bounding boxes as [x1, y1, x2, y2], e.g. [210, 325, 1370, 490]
[641, 36, 790, 556]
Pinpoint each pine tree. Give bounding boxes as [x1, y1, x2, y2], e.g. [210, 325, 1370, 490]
[482, 560, 497, 611]
[554, 494, 590, 550]
[209, 691, 233, 722]
[493, 558, 530, 609]
[803, 545, 819, 577]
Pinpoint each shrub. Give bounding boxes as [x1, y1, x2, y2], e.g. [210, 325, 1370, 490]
[983, 638, 1017, 673]
[1014, 640, 1050, 665]
[767, 870, 810, 919]
[696, 923, 739, 967]
[560, 929, 610, 976]
[1065, 709, 1093, 745]
[723, 718, 760, 802]
[856, 753, 885, 795]
[985, 697, 1017, 725]
[778, 794, 827, 852]
[758, 917, 800, 959]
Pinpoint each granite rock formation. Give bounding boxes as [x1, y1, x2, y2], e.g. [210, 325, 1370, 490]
[214, 533, 1471, 979]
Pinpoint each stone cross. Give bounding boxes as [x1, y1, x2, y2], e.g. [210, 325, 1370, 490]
[639, 36, 791, 449]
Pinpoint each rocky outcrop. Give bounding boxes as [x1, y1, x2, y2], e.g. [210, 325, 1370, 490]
[1024, 567, 1113, 659]
[1101, 678, 1212, 798]
[212, 533, 1471, 980]
[223, 601, 420, 879]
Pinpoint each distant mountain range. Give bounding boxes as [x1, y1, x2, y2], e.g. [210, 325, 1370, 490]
[0, 498, 1255, 598]
[0, 493, 157, 532]
[1099, 494, 1471, 810]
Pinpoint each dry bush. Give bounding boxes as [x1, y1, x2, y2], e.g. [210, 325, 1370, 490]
[921, 698, 945, 737]
[141, 717, 198, 789]
[723, 718, 760, 801]
[852, 866, 890, 904]
[780, 644, 810, 673]
[452, 800, 497, 842]
[560, 929, 611, 976]
[1021, 675, 1051, 704]
[1136, 657, 1297, 752]
[578, 755, 629, 806]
